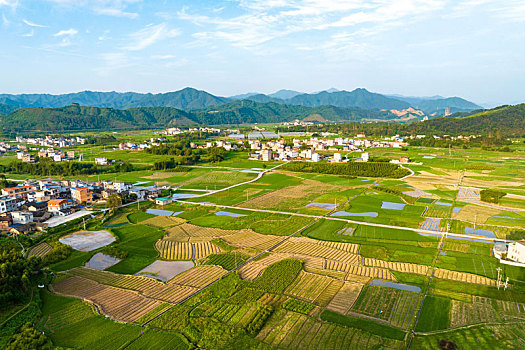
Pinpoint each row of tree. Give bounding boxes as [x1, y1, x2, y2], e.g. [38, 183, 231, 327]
[282, 161, 411, 178]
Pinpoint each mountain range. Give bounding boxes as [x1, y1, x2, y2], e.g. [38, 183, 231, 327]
[0, 87, 482, 115]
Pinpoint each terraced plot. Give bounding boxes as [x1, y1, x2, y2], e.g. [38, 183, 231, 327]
[274, 241, 361, 265]
[257, 309, 403, 350]
[155, 240, 222, 260]
[222, 230, 282, 250]
[434, 268, 497, 286]
[168, 265, 228, 288]
[238, 253, 293, 280]
[27, 242, 53, 258]
[285, 271, 342, 305]
[327, 282, 364, 314]
[325, 261, 396, 281]
[164, 223, 238, 242]
[364, 258, 430, 275]
[352, 285, 422, 329]
[51, 275, 163, 322]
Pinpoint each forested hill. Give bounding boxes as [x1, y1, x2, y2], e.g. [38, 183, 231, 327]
[409, 104, 525, 137]
[0, 105, 196, 132]
[0, 101, 394, 132]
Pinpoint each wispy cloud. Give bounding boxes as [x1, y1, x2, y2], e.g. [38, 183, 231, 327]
[23, 19, 47, 27]
[0, 0, 18, 8]
[54, 28, 78, 36]
[2, 12, 9, 25]
[94, 52, 134, 76]
[123, 23, 180, 51]
[47, 0, 140, 19]
[178, 0, 446, 51]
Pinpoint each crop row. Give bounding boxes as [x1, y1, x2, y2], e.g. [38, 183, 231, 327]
[169, 264, 227, 288]
[275, 241, 361, 265]
[285, 271, 334, 303]
[324, 260, 396, 281]
[434, 268, 497, 286]
[222, 229, 282, 250]
[364, 258, 430, 275]
[51, 276, 163, 322]
[142, 215, 185, 228]
[27, 242, 54, 258]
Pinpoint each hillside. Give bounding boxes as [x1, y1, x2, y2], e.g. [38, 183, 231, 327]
[0, 88, 230, 110]
[0, 105, 196, 132]
[0, 100, 394, 132]
[0, 104, 18, 115]
[411, 104, 525, 136]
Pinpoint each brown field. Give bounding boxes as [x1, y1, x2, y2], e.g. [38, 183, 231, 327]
[274, 241, 361, 265]
[169, 264, 227, 288]
[285, 271, 336, 304]
[326, 281, 364, 314]
[453, 204, 501, 223]
[142, 215, 186, 228]
[450, 297, 498, 328]
[289, 236, 359, 254]
[443, 241, 470, 253]
[144, 172, 177, 180]
[238, 253, 293, 280]
[164, 223, 238, 242]
[66, 267, 201, 305]
[155, 240, 222, 260]
[324, 260, 396, 281]
[241, 179, 339, 210]
[27, 242, 53, 258]
[434, 268, 497, 286]
[51, 275, 163, 322]
[364, 258, 431, 276]
[222, 230, 282, 251]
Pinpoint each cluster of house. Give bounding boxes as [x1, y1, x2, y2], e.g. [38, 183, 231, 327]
[0, 179, 161, 235]
[15, 136, 86, 147]
[281, 119, 315, 126]
[247, 135, 408, 162]
[118, 137, 168, 151]
[165, 127, 223, 135]
[17, 148, 77, 163]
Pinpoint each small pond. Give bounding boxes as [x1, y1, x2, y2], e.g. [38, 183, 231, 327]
[146, 208, 174, 216]
[435, 202, 452, 206]
[136, 261, 194, 282]
[215, 211, 247, 218]
[381, 202, 406, 210]
[464, 227, 496, 239]
[85, 253, 120, 270]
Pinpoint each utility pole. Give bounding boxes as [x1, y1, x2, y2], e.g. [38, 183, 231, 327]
[496, 267, 502, 290]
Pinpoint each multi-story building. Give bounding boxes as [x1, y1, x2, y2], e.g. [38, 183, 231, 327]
[1, 185, 35, 200]
[47, 199, 70, 215]
[508, 241, 525, 264]
[11, 211, 33, 225]
[71, 187, 93, 204]
[0, 196, 17, 213]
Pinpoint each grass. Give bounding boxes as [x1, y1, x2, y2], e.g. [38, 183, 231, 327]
[354, 225, 437, 242]
[127, 210, 155, 223]
[206, 252, 249, 270]
[414, 296, 451, 332]
[39, 290, 145, 349]
[320, 310, 406, 340]
[126, 329, 192, 350]
[106, 224, 164, 274]
[300, 219, 348, 241]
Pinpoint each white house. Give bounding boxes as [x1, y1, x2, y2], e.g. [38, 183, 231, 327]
[95, 157, 108, 165]
[11, 211, 34, 224]
[508, 241, 525, 264]
[0, 196, 17, 213]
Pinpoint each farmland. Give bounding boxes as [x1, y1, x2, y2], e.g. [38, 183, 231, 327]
[5, 134, 525, 350]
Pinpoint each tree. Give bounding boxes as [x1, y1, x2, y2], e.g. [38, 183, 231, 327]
[107, 193, 122, 213]
[207, 147, 227, 163]
[6, 323, 48, 350]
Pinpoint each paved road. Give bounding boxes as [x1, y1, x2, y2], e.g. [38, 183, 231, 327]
[178, 200, 513, 243]
[187, 163, 286, 199]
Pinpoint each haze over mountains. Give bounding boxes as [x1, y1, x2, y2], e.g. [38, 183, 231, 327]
[0, 87, 481, 115]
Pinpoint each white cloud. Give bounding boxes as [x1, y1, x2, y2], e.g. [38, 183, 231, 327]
[94, 52, 134, 76]
[0, 0, 18, 8]
[123, 23, 180, 51]
[54, 28, 78, 36]
[47, 0, 140, 19]
[178, 0, 446, 51]
[23, 19, 47, 27]
[152, 54, 175, 60]
[2, 12, 8, 25]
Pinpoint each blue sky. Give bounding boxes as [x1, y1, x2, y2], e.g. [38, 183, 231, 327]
[0, 0, 524, 105]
